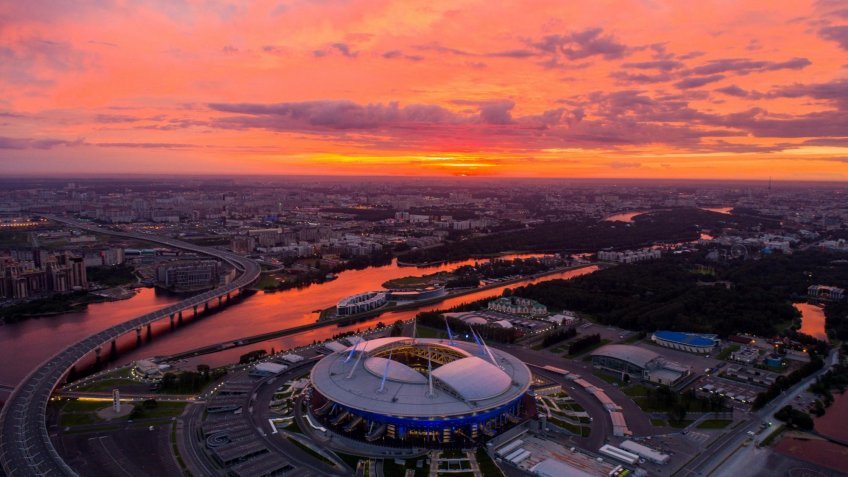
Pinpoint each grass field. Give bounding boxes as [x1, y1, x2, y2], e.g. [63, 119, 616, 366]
[415, 326, 446, 339]
[759, 424, 786, 447]
[621, 383, 650, 397]
[696, 419, 732, 429]
[716, 344, 740, 360]
[592, 370, 625, 385]
[75, 378, 139, 392]
[58, 399, 187, 428]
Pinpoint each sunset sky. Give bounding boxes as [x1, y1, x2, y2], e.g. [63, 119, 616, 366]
[2, 0, 848, 179]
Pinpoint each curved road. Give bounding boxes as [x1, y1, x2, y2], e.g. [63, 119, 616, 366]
[0, 215, 261, 477]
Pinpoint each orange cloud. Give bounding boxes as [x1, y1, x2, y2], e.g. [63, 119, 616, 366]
[1, 0, 847, 180]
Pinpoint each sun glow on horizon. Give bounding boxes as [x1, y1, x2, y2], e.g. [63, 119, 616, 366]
[1, 1, 847, 180]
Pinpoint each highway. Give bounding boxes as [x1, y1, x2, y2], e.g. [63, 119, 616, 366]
[675, 349, 839, 476]
[0, 215, 261, 477]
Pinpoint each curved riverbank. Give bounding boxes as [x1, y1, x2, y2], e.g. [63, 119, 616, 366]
[319, 263, 601, 322]
[147, 264, 601, 369]
[0, 253, 550, 390]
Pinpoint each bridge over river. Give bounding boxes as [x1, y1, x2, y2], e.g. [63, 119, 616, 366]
[0, 215, 261, 477]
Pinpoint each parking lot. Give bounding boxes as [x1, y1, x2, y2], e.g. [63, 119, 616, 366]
[687, 375, 759, 410]
[632, 341, 721, 373]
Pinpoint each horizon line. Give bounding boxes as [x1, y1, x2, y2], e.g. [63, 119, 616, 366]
[1, 173, 847, 185]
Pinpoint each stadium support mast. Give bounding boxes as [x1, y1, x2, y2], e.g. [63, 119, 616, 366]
[445, 317, 455, 345]
[412, 316, 418, 343]
[378, 350, 393, 393]
[347, 343, 365, 379]
[345, 340, 359, 363]
[427, 347, 434, 397]
[470, 327, 486, 356]
[477, 333, 501, 368]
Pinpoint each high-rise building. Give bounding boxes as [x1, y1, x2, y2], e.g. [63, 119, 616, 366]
[155, 260, 229, 292]
[0, 250, 88, 299]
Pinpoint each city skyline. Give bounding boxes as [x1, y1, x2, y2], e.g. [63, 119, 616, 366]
[2, 1, 848, 180]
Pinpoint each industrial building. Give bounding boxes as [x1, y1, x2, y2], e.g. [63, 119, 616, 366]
[651, 330, 719, 354]
[308, 337, 533, 447]
[590, 344, 690, 386]
[619, 439, 670, 464]
[808, 284, 845, 302]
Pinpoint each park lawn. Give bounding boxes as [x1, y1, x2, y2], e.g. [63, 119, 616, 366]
[592, 370, 625, 385]
[760, 424, 786, 447]
[60, 412, 98, 427]
[622, 383, 650, 397]
[75, 378, 139, 392]
[133, 402, 187, 419]
[62, 399, 112, 413]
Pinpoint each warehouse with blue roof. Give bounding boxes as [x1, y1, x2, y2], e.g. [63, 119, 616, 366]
[651, 330, 719, 354]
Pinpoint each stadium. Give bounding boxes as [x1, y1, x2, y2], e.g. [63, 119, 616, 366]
[651, 330, 719, 354]
[308, 336, 533, 447]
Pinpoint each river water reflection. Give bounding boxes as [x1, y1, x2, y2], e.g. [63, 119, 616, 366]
[166, 264, 599, 370]
[794, 302, 829, 342]
[0, 253, 585, 390]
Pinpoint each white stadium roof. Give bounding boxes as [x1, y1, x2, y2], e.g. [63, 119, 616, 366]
[364, 356, 428, 384]
[311, 337, 531, 418]
[431, 356, 512, 401]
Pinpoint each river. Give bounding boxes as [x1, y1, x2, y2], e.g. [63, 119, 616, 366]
[0, 253, 580, 392]
[794, 302, 829, 342]
[604, 206, 734, 223]
[603, 211, 650, 223]
[166, 264, 599, 371]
